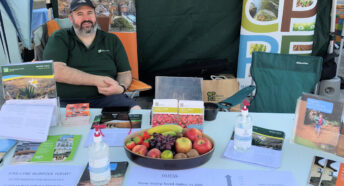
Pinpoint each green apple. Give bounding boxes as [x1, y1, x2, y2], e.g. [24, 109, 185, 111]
[161, 150, 173, 159]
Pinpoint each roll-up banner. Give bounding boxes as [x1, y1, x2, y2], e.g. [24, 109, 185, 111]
[237, 0, 318, 88]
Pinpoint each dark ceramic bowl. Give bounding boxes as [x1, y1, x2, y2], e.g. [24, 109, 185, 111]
[123, 129, 215, 170]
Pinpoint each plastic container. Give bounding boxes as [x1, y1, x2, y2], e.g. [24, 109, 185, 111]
[204, 102, 219, 121]
[234, 100, 252, 152]
[88, 125, 110, 185]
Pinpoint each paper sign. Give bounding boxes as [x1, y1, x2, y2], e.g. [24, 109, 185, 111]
[126, 166, 297, 186]
[0, 164, 83, 185]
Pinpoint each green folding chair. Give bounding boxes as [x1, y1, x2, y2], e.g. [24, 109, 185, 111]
[217, 85, 255, 111]
[249, 52, 323, 113]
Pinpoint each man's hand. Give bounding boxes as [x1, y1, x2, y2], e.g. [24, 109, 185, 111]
[97, 77, 124, 96]
[53, 62, 130, 96]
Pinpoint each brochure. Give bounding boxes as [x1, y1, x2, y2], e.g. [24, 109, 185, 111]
[77, 161, 129, 186]
[0, 61, 60, 127]
[11, 134, 81, 164]
[293, 93, 344, 155]
[0, 102, 55, 142]
[64, 103, 90, 126]
[223, 126, 285, 168]
[308, 156, 344, 186]
[1, 61, 57, 100]
[84, 114, 142, 147]
[0, 139, 17, 165]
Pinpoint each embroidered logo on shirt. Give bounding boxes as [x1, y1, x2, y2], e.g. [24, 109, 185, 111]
[296, 61, 309, 65]
[98, 49, 110, 54]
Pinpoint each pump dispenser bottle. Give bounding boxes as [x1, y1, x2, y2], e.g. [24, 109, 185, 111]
[234, 100, 252, 152]
[89, 124, 110, 185]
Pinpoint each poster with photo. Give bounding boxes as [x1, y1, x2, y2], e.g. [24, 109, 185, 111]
[293, 93, 344, 154]
[237, 0, 318, 88]
[58, 0, 136, 32]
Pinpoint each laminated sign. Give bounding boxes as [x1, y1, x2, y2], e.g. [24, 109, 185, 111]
[237, 0, 319, 88]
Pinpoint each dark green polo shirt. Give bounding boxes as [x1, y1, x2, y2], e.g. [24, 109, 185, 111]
[43, 28, 130, 98]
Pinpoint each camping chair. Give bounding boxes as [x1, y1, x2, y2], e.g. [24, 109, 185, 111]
[216, 85, 255, 111]
[249, 52, 323, 113]
[33, 18, 151, 98]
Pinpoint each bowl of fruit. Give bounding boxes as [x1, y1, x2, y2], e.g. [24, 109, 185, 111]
[123, 124, 215, 170]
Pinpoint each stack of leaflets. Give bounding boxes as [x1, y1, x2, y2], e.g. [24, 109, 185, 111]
[0, 61, 59, 142]
[11, 135, 81, 164]
[308, 156, 344, 186]
[84, 114, 142, 147]
[293, 93, 344, 156]
[63, 103, 90, 126]
[0, 139, 17, 165]
[77, 161, 128, 186]
[223, 126, 285, 168]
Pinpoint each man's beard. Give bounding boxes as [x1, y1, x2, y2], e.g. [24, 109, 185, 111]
[72, 19, 98, 36]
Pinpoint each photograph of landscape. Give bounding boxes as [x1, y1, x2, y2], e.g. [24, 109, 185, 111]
[58, 0, 136, 32]
[3, 77, 56, 100]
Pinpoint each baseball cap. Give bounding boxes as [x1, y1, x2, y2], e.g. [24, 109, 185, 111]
[70, 0, 95, 12]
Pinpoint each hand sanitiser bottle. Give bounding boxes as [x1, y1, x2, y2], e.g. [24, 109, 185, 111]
[89, 124, 110, 185]
[234, 100, 252, 152]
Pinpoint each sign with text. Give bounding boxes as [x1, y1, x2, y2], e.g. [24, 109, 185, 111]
[126, 166, 297, 186]
[0, 164, 83, 185]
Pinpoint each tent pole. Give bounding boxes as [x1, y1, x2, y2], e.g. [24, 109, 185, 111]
[0, 11, 10, 63]
[328, 0, 338, 54]
[337, 23, 344, 77]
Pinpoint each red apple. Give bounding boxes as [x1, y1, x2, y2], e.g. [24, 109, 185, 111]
[185, 128, 202, 142]
[132, 145, 147, 156]
[193, 137, 212, 155]
[147, 148, 161, 158]
[175, 137, 192, 153]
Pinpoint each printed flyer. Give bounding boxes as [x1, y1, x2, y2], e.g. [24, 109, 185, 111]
[11, 135, 81, 163]
[1, 61, 56, 100]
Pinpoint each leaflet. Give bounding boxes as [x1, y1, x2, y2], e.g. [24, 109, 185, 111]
[0, 103, 54, 142]
[84, 114, 142, 147]
[11, 135, 81, 164]
[0, 139, 17, 165]
[223, 126, 285, 168]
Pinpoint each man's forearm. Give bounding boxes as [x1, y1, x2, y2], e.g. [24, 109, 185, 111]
[116, 71, 132, 88]
[54, 62, 102, 86]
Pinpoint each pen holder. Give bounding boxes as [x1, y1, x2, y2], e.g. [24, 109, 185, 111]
[204, 102, 219, 121]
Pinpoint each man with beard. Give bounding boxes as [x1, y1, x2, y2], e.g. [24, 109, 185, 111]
[43, 0, 140, 109]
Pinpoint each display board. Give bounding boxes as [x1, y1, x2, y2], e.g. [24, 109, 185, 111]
[237, 0, 318, 88]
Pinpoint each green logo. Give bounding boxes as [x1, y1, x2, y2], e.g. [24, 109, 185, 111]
[207, 91, 216, 101]
[98, 49, 110, 54]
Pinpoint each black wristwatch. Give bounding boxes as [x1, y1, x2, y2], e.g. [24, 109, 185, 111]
[120, 84, 127, 94]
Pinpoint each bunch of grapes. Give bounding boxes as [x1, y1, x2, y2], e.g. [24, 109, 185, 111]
[149, 133, 176, 152]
